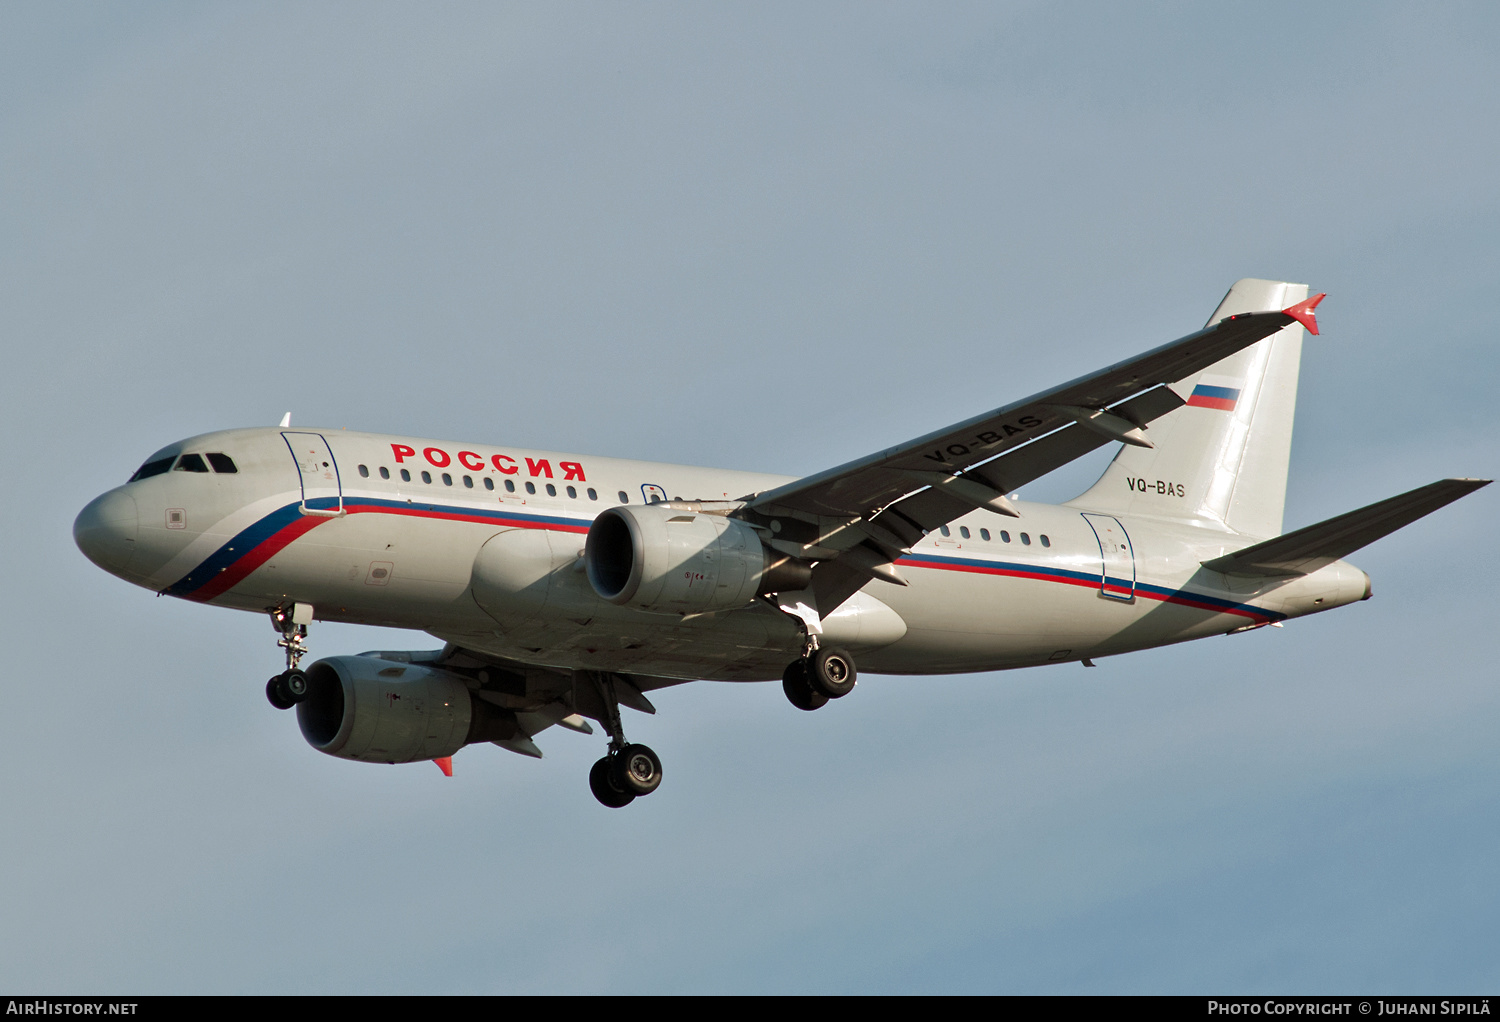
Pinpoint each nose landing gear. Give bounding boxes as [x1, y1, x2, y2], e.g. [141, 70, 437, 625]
[264, 602, 314, 710]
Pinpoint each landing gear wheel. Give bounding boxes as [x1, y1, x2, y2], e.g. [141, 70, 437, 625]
[610, 744, 662, 796]
[782, 660, 829, 712]
[808, 647, 857, 699]
[590, 756, 636, 809]
[265, 674, 296, 710]
[283, 670, 309, 701]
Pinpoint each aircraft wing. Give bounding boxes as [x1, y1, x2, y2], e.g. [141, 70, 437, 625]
[739, 296, 1323, 608]
[431, 644, 694, 758]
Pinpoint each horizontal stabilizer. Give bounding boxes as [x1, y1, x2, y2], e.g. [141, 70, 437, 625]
[1203, 478, 1490, 577]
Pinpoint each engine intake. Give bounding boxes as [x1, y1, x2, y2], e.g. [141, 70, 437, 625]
[297, 655, 517, 764]
[584, 504, 809, 613]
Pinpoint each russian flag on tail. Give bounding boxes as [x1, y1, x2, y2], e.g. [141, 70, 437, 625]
[1187, 384, 1241, 411]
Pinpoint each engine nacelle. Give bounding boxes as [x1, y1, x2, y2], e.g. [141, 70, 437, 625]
[297, 655, 516, 764]
[584, 504, 808, 613]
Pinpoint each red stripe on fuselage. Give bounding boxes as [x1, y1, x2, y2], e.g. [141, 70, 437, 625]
[187, 505, 1270, 625]
[186, 502, 591, 603]
[340, 502, 591, 533]
[898, 555, 1273, 623]
[188, 513, 330, 602]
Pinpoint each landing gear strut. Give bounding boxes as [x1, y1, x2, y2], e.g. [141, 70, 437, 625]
[264, 602, 313, 710]
[782, 644, 858, 711]
[586, 673, 663, 809]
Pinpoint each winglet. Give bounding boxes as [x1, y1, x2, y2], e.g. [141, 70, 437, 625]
[433, 756, 453, 777]
[1282, 293, 1325, 335]
[278, 412, 292, 428]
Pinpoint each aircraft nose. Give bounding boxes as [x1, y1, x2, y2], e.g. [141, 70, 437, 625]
[74, 489, 139, 575]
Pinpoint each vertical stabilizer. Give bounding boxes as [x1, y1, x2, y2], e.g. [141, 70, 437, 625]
[1068, 279, 1308, 538]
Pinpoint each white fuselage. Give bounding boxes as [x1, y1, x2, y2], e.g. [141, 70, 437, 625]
[75, 426, 1371, 682]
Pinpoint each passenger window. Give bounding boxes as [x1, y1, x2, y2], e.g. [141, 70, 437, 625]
[128, 457, 175, 482]
[483, 477, 494, 491]
[525, 482, 536, 495]
[174, 453, 209, 473]
[441, 473, 453, 486]
[959, 526, 970, 539]
[421, 471, 432, 484]
[980, 529, 991, 541]
[380, 467, 390, 480]
[939, 526, 951, 537]
[566, 485, 577, 499]
[463, 475, 473, 488]
[1021, 533, 1031, 545]
[358, 465, 369, 478]
[400, 469, 411, 482]
[546, 483, 557, 497]
[1001, 531, 1011, 543]
[206, 453, 238, 473]
[618, 491, 629, 503]
[587, 488, 597, 500]
[505, 479, 516, 493]
[1040, 535, 1051, 548]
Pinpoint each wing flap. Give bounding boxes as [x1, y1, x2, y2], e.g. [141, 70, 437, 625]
[1203, 478, 1490, 577]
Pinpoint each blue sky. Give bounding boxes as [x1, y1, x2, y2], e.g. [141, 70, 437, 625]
[2, 2, 1496, 993]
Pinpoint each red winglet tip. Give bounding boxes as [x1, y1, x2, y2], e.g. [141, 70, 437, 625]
[1282, 292, 1325, 335]
[433, 756, 453, 777]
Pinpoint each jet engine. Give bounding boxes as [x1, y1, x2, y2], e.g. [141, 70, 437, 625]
[584, 504, 809, 614]
[297, 655, 517, 764]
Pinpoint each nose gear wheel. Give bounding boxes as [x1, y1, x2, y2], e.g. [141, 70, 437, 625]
[265, 669, 309, 710]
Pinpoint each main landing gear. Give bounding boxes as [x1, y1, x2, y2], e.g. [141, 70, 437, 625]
[587, 673, 663, 809]
[264, 602, 313, 710]
[782, 645, 858, 711]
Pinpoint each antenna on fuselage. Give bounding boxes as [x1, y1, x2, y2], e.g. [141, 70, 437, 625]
[278, 412, 291, 428]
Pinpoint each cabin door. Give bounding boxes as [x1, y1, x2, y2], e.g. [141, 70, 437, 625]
[281, 432, 344, 517]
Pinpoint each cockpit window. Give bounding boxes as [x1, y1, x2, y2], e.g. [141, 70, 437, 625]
[206, 453, 238, 473]
[128, 457, 175, 482]
[174, 453, 210, 473]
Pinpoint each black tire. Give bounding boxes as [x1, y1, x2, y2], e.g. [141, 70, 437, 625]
[782, 660, 829, 711]
[809, 647, 857, 698]
[589, 757, 635, 808]
[283, 669, 309, 702]
[610, 744, 663, 796]
[265, 674, 296, 710]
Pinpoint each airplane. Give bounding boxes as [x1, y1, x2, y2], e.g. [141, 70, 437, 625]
[73, 279, 1488, 808]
